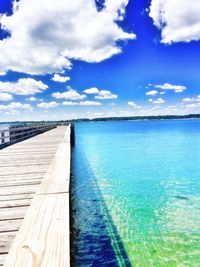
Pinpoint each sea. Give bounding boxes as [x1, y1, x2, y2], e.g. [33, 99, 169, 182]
[0, 123, 10, 129]
[71, 119, 200, 267]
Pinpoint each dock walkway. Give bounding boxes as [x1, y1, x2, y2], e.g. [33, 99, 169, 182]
[0, 126, 71, 266]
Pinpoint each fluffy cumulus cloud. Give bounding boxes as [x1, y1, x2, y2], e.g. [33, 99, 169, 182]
[0, 78, 48, 95]
[62, 101, 78, 106]
[146, 90, 158, 96]
[127, 101, 141, 109]
[180, 96, 200, 110]
[0, 93, 13, 101]
[185, 103, 199, 108]
[84, 87, 117, 99]
[62, 100, 101, 106]
[26, 97, 37, 102]
[0, 102, 32, 111]
[95, 90, 118, 99]
[149, 0, 200, 43]
[0, 0, 135, 75]
[51, 74, 70, 83]
[182, 95, 200, 103]
[52, 86, 86, 100]
[155, 83, 186, 93]
[4, 109, 20, 116]
[83, 87, 100, 94]
[79, 101, 101, 106]
[151, 97, 165, 104]
[37, 101, 59, 108]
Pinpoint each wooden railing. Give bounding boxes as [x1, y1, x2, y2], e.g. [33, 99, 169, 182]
[0, 124, 56, 148]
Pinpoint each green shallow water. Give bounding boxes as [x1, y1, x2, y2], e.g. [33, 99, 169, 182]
[71, 120, 200, 266]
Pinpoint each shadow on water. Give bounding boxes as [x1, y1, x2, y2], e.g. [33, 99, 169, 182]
[70, 147, 131, 267]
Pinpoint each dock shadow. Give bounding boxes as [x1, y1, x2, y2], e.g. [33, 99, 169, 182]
[70, 147, 131, 267]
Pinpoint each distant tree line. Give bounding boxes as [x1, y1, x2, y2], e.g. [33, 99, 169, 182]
[2, 113, 200, 125]
[64, 113, 200, 123]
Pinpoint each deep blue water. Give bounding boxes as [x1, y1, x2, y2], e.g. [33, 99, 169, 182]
[71, 119, 200, 266]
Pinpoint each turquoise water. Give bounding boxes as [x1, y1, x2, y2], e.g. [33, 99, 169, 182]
[71, 120, 200, 266]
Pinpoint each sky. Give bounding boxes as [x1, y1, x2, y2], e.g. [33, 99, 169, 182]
[0, 0, 199, 121]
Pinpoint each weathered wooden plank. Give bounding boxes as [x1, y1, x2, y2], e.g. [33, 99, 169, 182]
[0, 157, 53, 163]
[3, 194, 69, 267]
[0, 180, 41, 188]
[0, 153, 54, 159]
[0, 199, 31, 209]
[0, 254, 7, 266]
[0, 174, 45, 181]
[0, 185, 39, 196]
[0, 207, 27, 221]
[3, 144, 61, 150]
[0, 219, 22, 233]
[0, 161, 52, 168]
[0, 153, 53, 158]
[37, 127, 71, 195]
[0, 174, 42, 180]
[0, 148, 53, 154]
[0, 149, 59, 154]
[0, 194, 34, 202]
[0, 126, 70, 266]
[8, 143, 61, 147]
[0, 232, 17, 254]
[0, 165, 50, 176]
[0, 152, 55, 158]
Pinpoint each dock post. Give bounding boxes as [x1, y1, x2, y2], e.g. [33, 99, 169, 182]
[70, 124, 75, 147]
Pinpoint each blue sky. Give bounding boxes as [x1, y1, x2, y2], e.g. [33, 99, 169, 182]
[0, 0, 199, 121]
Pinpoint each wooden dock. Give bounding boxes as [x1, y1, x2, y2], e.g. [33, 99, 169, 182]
[0, 126, 71, 266]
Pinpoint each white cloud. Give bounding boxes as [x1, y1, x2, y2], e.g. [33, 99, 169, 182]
[0, 93, 13, 101]
[152, 98, 165, 104]
[155, 83, 186, 93]
[0, 102, 32, 111]
[62, 101, 79, 106]
[95, 90, 118, 99]
[79, 101, 101, 106]
[128, 101, 137, 107]
[92, 112, 105, 117]
[149, 0, 200, 43]
[182, 100, 200, 109]
[52, 74, 70, 83]
[37, 101, 59, 108]
[83, 87, 99, 94]
[84, 87, 118, 99]
[62, 100, 101, 106]
[0, 78, 48, 95]
[127, 101, 141, 109]
[105, 0, 129, 20]
[0, 0, 135, 75]
[185, 103, 199, 108]
[182, 95, 200, 103]
[146, 90, 158, 96]
[4, 109, 20, 116]
[26, 97, 37, 102]
[182, 97, 194, 103]
[52, 86, 86, 100]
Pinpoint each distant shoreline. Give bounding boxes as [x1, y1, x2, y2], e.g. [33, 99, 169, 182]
[1, 114, 200, 125]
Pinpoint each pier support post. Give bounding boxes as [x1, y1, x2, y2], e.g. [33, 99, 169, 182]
[70, 124, 75, 147]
